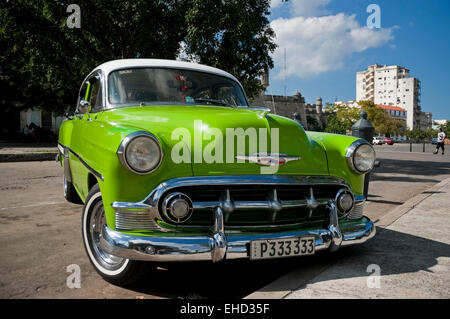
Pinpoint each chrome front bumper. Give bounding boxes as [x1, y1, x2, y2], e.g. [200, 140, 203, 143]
[99, 202, 376, 262]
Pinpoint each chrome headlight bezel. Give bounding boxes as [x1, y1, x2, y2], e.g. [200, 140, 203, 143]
[117, 131, 163, 175]
[346, 140, 376, 174]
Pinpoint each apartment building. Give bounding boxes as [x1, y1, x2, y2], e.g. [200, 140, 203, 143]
[356, 64, 429, 130]
[377, 105, 407, 121]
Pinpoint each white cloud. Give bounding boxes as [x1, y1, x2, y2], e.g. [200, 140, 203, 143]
[270, 13, 394, 78]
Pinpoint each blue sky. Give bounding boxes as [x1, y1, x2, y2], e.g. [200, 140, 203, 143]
[267, 0, 450, 120]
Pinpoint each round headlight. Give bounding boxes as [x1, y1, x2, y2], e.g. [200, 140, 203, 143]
[117, 132, 162, 174]
[346, 140, 376, 174]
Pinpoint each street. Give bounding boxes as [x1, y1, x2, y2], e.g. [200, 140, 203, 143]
[0, 145, 449, 299]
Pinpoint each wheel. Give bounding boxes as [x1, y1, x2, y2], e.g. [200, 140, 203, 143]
[63, 176, 82, 204]
[82, 184, 148, 286]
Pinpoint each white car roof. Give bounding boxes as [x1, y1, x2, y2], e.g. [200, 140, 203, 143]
[95, 58, 240, 83]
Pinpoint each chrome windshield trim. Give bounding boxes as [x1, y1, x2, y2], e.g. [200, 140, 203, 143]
[104, 65, 249, 109]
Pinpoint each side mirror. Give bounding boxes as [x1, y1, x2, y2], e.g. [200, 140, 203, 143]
[78, 100, 91, 114]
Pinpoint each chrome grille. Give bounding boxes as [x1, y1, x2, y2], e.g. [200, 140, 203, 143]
[159, 184, 346, 226]
[347, 202, 364, 220]
[115, 211, 158, 231]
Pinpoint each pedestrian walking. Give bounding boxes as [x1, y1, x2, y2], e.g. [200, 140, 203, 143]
[433, 128, 446, 155]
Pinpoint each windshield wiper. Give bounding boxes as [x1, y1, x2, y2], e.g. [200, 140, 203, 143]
[194, 98, 232, 107]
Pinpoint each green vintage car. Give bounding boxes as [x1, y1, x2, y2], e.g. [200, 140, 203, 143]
[57, 59, 376, 285]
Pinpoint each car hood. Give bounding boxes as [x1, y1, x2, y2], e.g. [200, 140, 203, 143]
[102, 105, 329, 176]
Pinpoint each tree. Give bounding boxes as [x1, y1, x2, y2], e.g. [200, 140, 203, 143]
[358, 100, 406, 136]
[324, 113, 346, 134]
[184, 0, 276, 98]
[405, 129, 428, 141]
[438, 121, 450, 137]
[324, 102, 360, 134]
[0, 0, 276, 132]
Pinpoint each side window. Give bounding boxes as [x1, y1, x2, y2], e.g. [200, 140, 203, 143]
[77, 82, 88, 110]
[88, 75, 103, 112]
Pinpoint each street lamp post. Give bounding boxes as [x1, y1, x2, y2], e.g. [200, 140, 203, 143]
[351, 111, 375, 199]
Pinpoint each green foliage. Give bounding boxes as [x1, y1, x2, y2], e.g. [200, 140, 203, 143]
[324, 113, 346, 134]
[323, 100, 407, 136]
[185, 0, 276, 98]
[324, 103, 360, 134]
[357, 100, 406, 135]
[438, 121, 450, 136]
[0, 0, 276, 130]
[405, 128, 437, 141]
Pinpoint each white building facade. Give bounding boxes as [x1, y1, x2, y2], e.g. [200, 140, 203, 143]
[356, 64, 429, 130]
[19, 108, 64, 134]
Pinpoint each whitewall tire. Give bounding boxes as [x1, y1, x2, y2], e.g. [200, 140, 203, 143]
[82, 184, 147, 285]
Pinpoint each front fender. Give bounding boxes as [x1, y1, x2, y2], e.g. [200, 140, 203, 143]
[306, 131, 367, 196]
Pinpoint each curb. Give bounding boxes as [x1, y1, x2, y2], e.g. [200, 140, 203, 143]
[375, 177, 450, 230]
[244, 176, 450, 299]
[0, 152, 57, 162]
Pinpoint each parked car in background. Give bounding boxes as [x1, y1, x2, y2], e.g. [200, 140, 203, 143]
[372, 137, 385, 145]
[57, 59, 376, 285]
[431, 138, 437, 144]
[384, 137, 394, 145]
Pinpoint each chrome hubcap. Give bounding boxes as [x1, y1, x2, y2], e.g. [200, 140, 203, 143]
[88, 199, 125, 270]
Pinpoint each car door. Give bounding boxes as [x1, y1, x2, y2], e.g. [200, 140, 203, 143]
[70, 71, 104, 199]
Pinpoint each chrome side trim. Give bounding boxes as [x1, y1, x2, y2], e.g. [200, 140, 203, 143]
[58, 143, 104, 181]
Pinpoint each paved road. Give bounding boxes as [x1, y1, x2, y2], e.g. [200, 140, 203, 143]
[0, 148, 449, 299]
[368, 145, 450, 224]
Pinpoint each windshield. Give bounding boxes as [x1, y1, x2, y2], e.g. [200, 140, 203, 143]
[108, 67, 248, 107]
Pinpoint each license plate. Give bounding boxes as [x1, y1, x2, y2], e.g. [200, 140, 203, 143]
[250, 236, 315, 260]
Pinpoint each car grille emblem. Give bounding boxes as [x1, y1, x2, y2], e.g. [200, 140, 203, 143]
[235, 153, 300, 166]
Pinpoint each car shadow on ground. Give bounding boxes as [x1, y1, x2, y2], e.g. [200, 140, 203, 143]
[109, 226, 450, 299]
[121, 256, 313, 299]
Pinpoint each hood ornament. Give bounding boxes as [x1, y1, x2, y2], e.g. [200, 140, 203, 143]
[235, 153, 300, 166]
